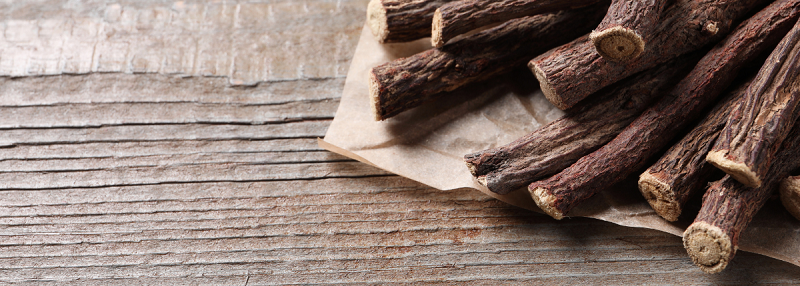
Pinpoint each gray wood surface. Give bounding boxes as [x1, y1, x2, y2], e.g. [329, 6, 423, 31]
[0, 0, 798, 284]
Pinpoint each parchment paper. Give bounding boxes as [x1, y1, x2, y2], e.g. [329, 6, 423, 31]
[320, 24, 800, 267]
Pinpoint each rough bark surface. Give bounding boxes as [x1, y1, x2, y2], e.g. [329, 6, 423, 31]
[638, 75, 753, 222]
[464, 55, 698, 195]
[529, 0, 773, 110]
[685, 123, 800, 273]
[528, 0, 800, 220]
[369, 5, 607, 121]
[431, 0, 602, 47]
[781, 175, 800, 221]
[367, 0, 457, 43]
[590, 0, 671, 61]
[707, 18, 800, 189]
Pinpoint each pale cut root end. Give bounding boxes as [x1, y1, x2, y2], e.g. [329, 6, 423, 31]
[476, 176, 488, 188]
[530, 187, 564, 220]
[530, 61, 566, 110]
[590, 26, 644, 62]
[368, 70, 384, 121]
[706, 151, 762, 188]
[780, 176, 800, 221]
[431, 9, 445, 48]
[683, 222, 734, 274]
[465, 160, 478, 177]
[367, 0, 389, 43]
[638, 172, 681, 222]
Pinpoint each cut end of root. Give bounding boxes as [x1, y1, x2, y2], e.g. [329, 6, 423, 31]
[367, 0, 389, 43]
[780, 176, 800, 221]
[638, 172, 681, 222]
[465, 160, 478, 177]
[589, 26, 644, 62]
[706, 151, 762, 188]
[368, 70, 385, 121]
[476, 176, 488, 188]
[683, 222, 734, 274]
[530, 61, 566, 110]
[530, 187, 564, 220]
[431, 9, 445, 48]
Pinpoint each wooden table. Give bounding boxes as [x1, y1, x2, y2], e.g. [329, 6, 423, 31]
[0, 0, 798, 284]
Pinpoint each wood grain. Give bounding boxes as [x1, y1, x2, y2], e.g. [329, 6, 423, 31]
[0, 0, 364, 85]
[0, 0, 798, 284]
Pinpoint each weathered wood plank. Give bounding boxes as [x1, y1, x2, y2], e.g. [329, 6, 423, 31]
[0, 75, 345, 106]
[0, 1, 367, 85]
[0, 177, 431, 206]
[0, 221, 679, 254]
[0, 189, 490, 219]
[0, 161, 391, 190]
[0, 139, 323, 160]
[0, 100, 338, 128]
[0, 121, 330, 147]
[0, 248, 795, 283]
[0, 181, 796, 283]
[0, 150, 345, 172]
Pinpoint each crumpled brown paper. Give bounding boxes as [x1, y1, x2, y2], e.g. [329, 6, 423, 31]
[320, 24, 800, 267]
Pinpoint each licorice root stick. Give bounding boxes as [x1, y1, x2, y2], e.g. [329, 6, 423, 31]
[430, 0, 602, 47]
[707, 17, 800, 188]
[528, 0, 771, 110]
[684, 123, 800, 273]
[589, 0, 671, 62]
[369, 5, 607, 120]
[527, 0, 800, 220]
[367, 0, 457, 43]
[638, 75, 753, 222]
[464, 55, 698, 195]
